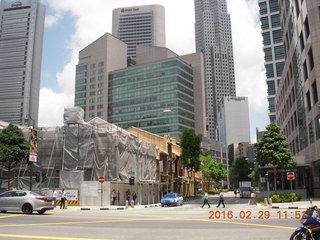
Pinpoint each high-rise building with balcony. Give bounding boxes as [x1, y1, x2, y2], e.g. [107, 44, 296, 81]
[194, 0, 236, 140]
[0, 0, 45, 127]
[112, 5, 166, 59]
[259, 0, 285, 123]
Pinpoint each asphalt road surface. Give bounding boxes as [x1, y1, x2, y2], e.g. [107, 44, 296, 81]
[0, 194, 301, 240]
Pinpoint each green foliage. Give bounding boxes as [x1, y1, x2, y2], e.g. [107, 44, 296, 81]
[180, 129, 202, 172]
[230, 157, 253, 185]
[0, 123, 29, 172]
[270, 193, 301, 203]
[254, 122, 296, 169]
[200, 151, 227, 183]
[248, 170, 255, 183]
[255, 197, 265, 203]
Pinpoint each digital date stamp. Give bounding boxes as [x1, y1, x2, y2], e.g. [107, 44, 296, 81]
[208, 210, 306, 220]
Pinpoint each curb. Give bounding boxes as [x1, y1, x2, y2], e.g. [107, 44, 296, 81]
[272, 206, 301, 209]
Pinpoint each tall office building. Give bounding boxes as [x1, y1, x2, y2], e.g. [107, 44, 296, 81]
[276, 0, 320, 196]
[108, 46, 204, 139]
[216, 97, 250, 146]
[259, 0, 285, 123]
[0, 0, 45, 127]
[74, 33, 127, 121]
[112, 5, 166, 59]
[194, 0, 236, 140]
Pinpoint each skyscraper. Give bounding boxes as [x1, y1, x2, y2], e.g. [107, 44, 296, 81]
[112, 5, 166, 58]
[259, 0, 285, 123]
[0, 0, 45, 127]
[74, 33, 127, 122]
[216, 96, 250, 146]
[276, 0, 320, 196]
[194, 0, 236, 140]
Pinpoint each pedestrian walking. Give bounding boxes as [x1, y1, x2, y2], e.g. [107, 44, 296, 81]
[201, 192, 211, 208]
[216, 191, 225, 208]
[132, 192, 137, 205]
[126, 189, 131, 202]
[52, 189, 58, 208]
[60, 189, 67, 209]
[234, 189, 238, 197]
[111, 189, 117, 205]
[117, 190, 120, 205]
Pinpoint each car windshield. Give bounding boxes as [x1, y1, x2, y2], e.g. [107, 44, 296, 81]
[164, 193, 177, 198]
[240, 187, 251, 191]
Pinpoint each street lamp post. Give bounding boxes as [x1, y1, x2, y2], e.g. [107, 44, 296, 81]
[29, 116, 35, 191]
[266, 172, 270, 202]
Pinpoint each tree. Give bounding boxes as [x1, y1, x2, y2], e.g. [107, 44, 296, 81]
[0, 124, 29, 189]
[180, 128, 202, 196]
[200, 151, 227, 189]
[254, 122, 296, 192]
[229, 157, 252, 186]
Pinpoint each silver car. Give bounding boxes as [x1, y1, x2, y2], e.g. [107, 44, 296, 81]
[0, 190, 54, 214]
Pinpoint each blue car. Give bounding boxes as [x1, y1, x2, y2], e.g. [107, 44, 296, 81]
[161, 193, 183, 207]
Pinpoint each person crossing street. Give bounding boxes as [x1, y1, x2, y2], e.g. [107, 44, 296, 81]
[201, 192, 211, 208]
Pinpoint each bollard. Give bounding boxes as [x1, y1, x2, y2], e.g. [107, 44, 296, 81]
[131, 200, 134, 208]
[125, 200, 129, 208]
[310, 198, 313, 205]
[264, 198, 268, 206]
[268, 198, 272, 207]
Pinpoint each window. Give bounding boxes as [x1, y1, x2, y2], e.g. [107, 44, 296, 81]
[269, 0, 279, 13]
[261, 17, 269, 30]
[266, 64, 274, 78]
[98, 61, 104, 67]
[315, 114, 320, 140]
[90, 63, 96, 69]
[272, 30, 282, 44]
[308, 48, 314, 70]
[306, 90, 311, 111]
[267, 81, 276, 95]
[303, 61, 308, 81]
[264, 47, 273, 61]
[276, 62, 285, 77]
[299, 32, 304, 51]
[259, 2, 267, 15]
[304, 17, 310, 38]
[97, 112, 103, 117]
[263, 32, 271, 45]
[312, 82, 318, 104]
[309, 121, 314, 144]
[89, 106, 95, 110]
[274, 46, 284, 60]
[268, 98, 275, 112]
[271, 14, 280, 28]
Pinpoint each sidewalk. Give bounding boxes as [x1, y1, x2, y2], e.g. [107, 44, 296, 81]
[265, 198, 318, 209]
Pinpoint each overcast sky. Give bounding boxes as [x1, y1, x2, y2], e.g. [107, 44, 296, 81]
[38, 0, 268, 142]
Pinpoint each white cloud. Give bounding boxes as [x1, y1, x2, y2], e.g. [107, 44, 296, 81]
[39, 0, 269, 141]
[38, 88, 73, 127]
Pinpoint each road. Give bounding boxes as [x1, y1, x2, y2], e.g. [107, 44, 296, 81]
[0, 193, 301, 240]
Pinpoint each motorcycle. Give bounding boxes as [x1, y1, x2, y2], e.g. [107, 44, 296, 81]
[290, 206, 320, 240]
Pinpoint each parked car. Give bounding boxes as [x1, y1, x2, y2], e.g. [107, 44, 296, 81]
[0, 190, 54, 214]
[161, 193, 183, 207]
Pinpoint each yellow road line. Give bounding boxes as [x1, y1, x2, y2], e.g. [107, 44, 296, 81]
[0, 214, 21, 219]
[0, 218, 144, 227]
[0, 233, 112, 240]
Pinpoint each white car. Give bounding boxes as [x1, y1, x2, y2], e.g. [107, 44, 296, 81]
[0, 190, 54, 214]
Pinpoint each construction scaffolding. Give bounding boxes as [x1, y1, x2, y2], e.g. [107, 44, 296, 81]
[0, 108, 157, 190]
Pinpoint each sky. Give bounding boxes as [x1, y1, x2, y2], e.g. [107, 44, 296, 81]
[38, 0, 269, 143]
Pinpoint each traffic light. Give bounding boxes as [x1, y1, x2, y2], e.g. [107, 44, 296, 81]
[129, 176, 135, 185]
[35, 172, 40, 182]
[42, 172, 47, 182]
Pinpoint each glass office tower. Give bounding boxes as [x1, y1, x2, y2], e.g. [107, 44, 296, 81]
[108, 58, 195, 139]
[0, 0, 45, 127]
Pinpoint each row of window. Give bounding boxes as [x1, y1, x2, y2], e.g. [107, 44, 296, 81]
[262, 29, 282, 45]
[109, 92, 194, 108]
[263, 45, 284, 62]
[259, 0, 280, 15]
[110, 60, 193, 79]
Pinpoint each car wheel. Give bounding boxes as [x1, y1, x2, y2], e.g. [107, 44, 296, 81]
[22, 203, 33, 214]
[37, 210, 46, 214]
[0, 210, 7, 213]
